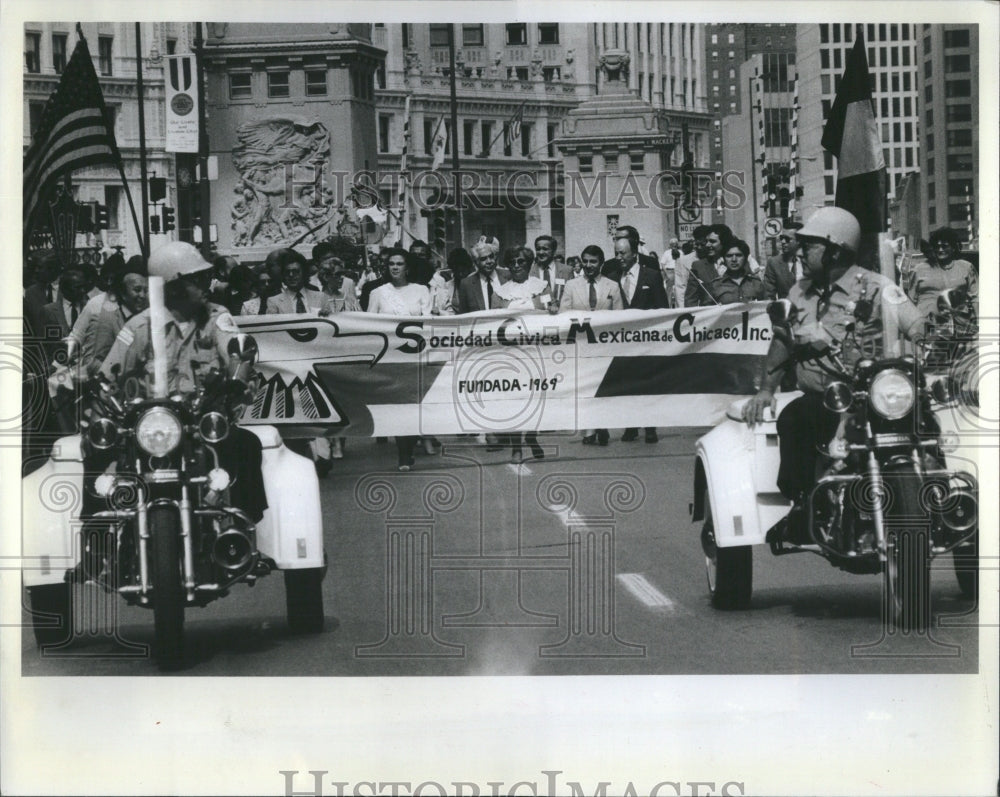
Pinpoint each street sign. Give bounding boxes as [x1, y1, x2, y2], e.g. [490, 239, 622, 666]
[763, 217, 784, 238]
[678, 222, 698, 240]
[678, 204, 702, 224]
[165, 55, 199, 153]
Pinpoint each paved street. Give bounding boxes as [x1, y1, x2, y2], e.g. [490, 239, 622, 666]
[20, 430, 979, 676]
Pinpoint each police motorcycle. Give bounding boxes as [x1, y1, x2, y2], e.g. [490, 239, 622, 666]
[692, 290, 979, 631]
[23, 267, 326, 669]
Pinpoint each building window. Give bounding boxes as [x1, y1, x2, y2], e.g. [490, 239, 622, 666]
[542, 65, 561, 82]
[927, 157, 935, 174]
[948, 203, 971, 223]
[824, 175, 835, 196]
[538, 23, 559, 45]
[480, 122, 493, 156]
[547, 123, 557, 158]
[727, 50, 735, 59]
[729, 101, 737, 112]
[463, 120, 475, 156]
[902, 47, 911, 66]
[28, 101, 45, 136]
[521, 123, 532, 157]
[98, 35, 113, 75]
[508, 66, 529, 81]
[429, 24, 450, 47]
[462, 24, 484, 47]
[423, 118, 435, 154]
[905, 148, 913, 167]
[267, 71, 289, 98]
[926, 133, 934, 151]
[928, 207, 936, 225]
[52, 33, 68, 73]
[946, 79, 972, 98]
[305, 69, 327, 96]
[166, 38, 177, 54]
[926, 109, 932, 127]
[25, 32, 40, 73]
[578, 154, 593, 174]
[104, 186, 122, 231]
[947, 128, 973, 147]
[945, 105, 973, 123]
[880, 98, 888, 117]
[820, 49, 829, 69]
[903, 73, 911, 91]
[764, 108, 792, 147]
[378, 115, 391, 153]
[903, 97, 912, 115]
[401, 23, 410, 50]
[948, 178, 971, 197]
[503, 122, 513, 156]
[728, 33, 735, 44]
[376, 63, 386, 89]
[506, 23, 527, 46]
[944, 29, 971, 48]
[924, 85, 932, 103]
[229, 73, 252, 99]
[834, 49, 842, 70]
[711, 33, 718, 44]
[945, 53, 971, 72]
[947, 153, 973, 171]
[832, 25, 841, 43]
[629, 152, 644, 172]
[927, 182, 935, 200]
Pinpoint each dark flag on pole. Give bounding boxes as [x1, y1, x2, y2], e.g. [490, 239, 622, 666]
[821, 29, 887, 234]
[23, 34, 123, 244]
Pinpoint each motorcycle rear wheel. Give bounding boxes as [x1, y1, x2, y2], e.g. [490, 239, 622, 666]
[150, 505, 185, 669]
[882, 468, 931, 632]
[27, 582, 73, 647]
[701, 495, 753, 610]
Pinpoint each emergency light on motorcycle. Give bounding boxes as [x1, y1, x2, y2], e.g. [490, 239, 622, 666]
[87, 417, 119, 449]
[823, 381, 854, 413]
[93, 472, 117, 497]
[135, 407, 183, 456]
[869, 369, 915, 420]
[198, 411, 230, 443]
[207, 467, 230, 492]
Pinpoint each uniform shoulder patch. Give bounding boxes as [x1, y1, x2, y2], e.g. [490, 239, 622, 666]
[882, 284, 910, 305]
[116, 326, 135, 347]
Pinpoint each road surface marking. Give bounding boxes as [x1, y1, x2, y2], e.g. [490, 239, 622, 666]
[617, 573, 675, 609]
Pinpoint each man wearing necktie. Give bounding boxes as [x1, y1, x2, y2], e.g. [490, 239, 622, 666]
[265, 255, 333, 317]
[456, 240, 508, 314]
[612, 233, 669, 444]
[763, 220, 804, 300]
[531, 235, 572, 299]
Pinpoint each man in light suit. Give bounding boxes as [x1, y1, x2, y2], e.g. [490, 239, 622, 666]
[265, 251, 333, 316]
[455, 239, 508, 314]
[530, 235, 573, 295]
[614, 233, 669, 443]
[560, 245, 623, 313]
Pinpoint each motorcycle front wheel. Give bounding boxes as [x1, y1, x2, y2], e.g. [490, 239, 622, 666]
[149, 505, 185, 669]
[27, 582, 73, 647]
[882, 466, 931, 632]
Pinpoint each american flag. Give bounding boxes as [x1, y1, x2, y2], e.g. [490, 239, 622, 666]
[502, 102, 525, 150]
[23, 35, 121, 241]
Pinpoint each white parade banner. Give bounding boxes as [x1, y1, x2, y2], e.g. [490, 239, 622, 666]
[234, 304, 774, 438]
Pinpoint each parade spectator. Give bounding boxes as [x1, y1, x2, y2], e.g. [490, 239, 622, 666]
[216, 263, 254, 316]
[763, 221, 804, 300]
[905, 226, 979, 323]
[455, 238, 507, 314]
[209, 255, 237, 304]
[567, 255, 582, 277]
[560, 244, 622, 447]
[23, 250, 64, 341]
[39, 267, 91, 368]
[88, 258, 149, 376]
[65, 255, 129, 367]
[359, 252, 389, 311]
[366, 248, 432, 471]
[614, 233, 669, 444]
[707, 239, 766, 305]
[441, 247, 475, 315]
[659, 237, 683, 307]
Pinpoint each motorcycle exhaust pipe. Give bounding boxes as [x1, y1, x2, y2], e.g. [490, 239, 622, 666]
[940, 489, 977, 533]
[212, 529, 254, 571]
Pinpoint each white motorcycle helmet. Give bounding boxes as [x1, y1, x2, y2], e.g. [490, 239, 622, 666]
[147, 241, 212, 282]
[797, 207, 862, 254]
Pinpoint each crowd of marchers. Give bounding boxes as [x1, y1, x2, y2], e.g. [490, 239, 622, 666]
[23, 215, 977, 476]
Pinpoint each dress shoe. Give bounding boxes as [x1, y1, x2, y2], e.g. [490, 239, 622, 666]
[581, 434, 597, 445]
[621, 428, 639, 442]
[421, 437, 438, 455]
[510, 448, 522, 463]
[765, 503, 809, 545]
[397, 457, 415, 472]
[644, 429, 659, 444]
[314, 456, 333, 477]
[596, 429, 610, 446]
[530, 442, 545, 460]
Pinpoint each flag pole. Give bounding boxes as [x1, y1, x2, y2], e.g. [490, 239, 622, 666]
[448, 24, 463, 249]
[74, 23, 146, 258]
[135, 23, 151, 259]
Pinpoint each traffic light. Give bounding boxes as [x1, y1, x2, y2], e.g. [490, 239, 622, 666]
[149, 175, 167, 203]
[162, 206, 176, 233]
[432, 208, 447, 251]
[150, 213, 161, 234]
[77, 202, 95, 233]
[95, 203, 110, 230]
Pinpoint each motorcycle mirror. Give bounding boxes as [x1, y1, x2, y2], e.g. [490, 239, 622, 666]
[767, 299, 793, 326]
[226, 334, 259, 366]
[823, 381, 854, 413]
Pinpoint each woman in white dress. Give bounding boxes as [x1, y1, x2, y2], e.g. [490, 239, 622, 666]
[367, 248, 432, 470]
[492, 248, 551, 462]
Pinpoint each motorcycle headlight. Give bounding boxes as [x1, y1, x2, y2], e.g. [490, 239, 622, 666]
[198, 411, 230, 443]
[869, 369, 915, 420]
[135, 407, 183, 456]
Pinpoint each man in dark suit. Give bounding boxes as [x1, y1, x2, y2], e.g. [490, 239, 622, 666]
[614, 233, 669, 444]
[762, 220, 803, 300]
[602, 225, 658, 282]
[530, 235, 573, 295]
[455, 240, 508, 314]
[23, 250, 65, 342]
